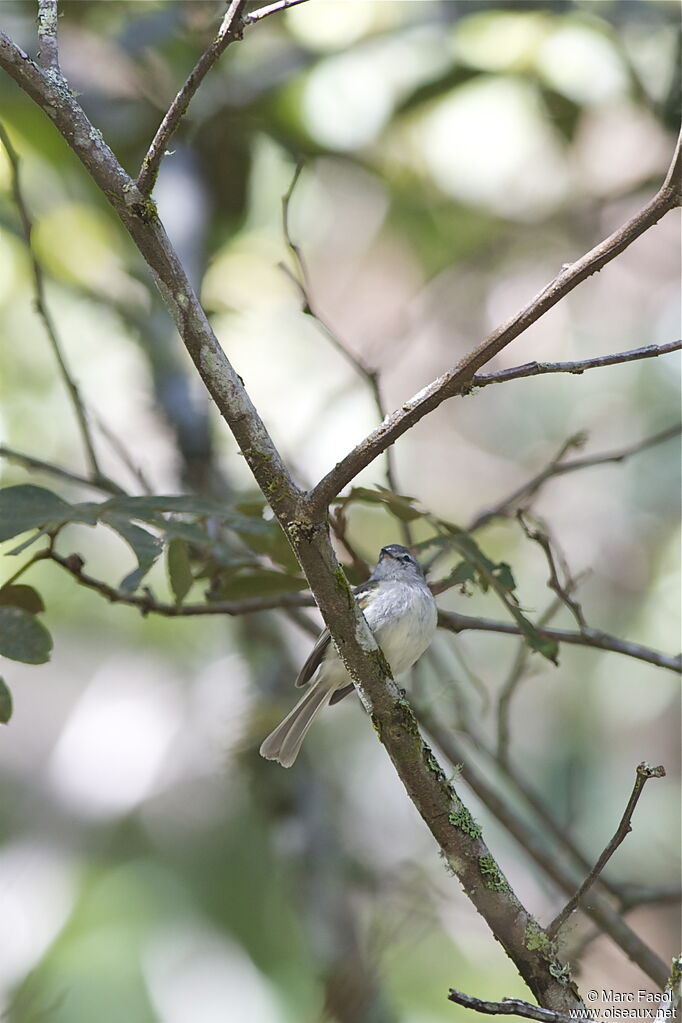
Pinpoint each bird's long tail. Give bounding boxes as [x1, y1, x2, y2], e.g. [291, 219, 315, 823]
[259, 675, 337, 768]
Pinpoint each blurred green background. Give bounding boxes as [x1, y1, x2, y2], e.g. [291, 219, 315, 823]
[0, 1, 680, 1020]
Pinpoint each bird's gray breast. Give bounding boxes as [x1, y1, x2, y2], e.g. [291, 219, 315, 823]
[365, 581, 437, 677]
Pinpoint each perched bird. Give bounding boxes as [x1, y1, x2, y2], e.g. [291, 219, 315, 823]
[260, 544, 438, 767]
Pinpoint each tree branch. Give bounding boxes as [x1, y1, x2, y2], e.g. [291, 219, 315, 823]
[307, 129, 682, 513]
[36, 0, 58, 69]
[136, 0, 247, 195]
[447, 989, 579, 1023]
[0, 445, 126, 496]
[547, 763, 666, 938]
[0, 121, 103, 483]
[46, 549, 313, 617]
[40, 541, 682, 677]
[470, 341, 681, 390]
[438, 610, 681, 673]
[420, 710, 669, 987]
[469, 423, 682, 531]
[517, 513, 587, 631]
[243, 0, 310, 24]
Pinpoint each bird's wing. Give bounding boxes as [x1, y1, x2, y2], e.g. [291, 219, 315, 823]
[294, 579, 379, 689]
[330, 683, 355, 705]
[294, 628, 331, 688]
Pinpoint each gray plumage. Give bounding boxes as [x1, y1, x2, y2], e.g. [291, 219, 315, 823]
[259, 545, 437, 768]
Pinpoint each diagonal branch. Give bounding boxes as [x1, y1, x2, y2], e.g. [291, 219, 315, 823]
[307, 128, 682, 514]
[470, 340, 681, 390]
[136, 0, 247, 195]
[468, 422, 682, 532]
[517, 513, 587, 631]
[0, 445, 126, 496]
[547, 762, 666, 938]
[421, 709, 669, 987]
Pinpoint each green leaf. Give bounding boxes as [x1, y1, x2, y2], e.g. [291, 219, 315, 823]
[0, 584, 45, 614]
[338, 486, 423, 523]
[0, 606, 52, 663]
[101, 512, 162, 593]
[0, 678, 12, 724]
[167, 538, 193, 605]
[0, 485, 73, 542]
[445, 562, 477, 587]
[216, 569, 308, 601]
[422, 524, 559, 665]
[100, 495, 272, 535]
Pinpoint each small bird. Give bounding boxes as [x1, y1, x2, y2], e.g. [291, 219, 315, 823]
[259, 544, 438, 768]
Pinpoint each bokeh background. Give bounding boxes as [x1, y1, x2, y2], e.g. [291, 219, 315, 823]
[0, 1, 680, 1021]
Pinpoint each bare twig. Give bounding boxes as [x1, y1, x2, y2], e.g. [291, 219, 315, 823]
[438, 609, 681, 673]
[447, 989, 580, 1023]
[36, 0, 59, 69]
[547, 762, 666, 938]
[47, 549, 314, 616]
[0, 445, 124, 496]
[243, 0, 310, 24]
[136, 0, 247, 195]
[42, 542, 682, 674]
[91, 411, 154, 495]
[0, 122, 102, 482]
[469, 422, 681, 532]
[470, 341, 682, 389]
[421, 710, 669, 987]
[517, 513, 587, 631]
[438, 694, 621, 898]
[329, 506, 371, 579]
[307, 129, 682, 513]
[281, 166, 410, 540]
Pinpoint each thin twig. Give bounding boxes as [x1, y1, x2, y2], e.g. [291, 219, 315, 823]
[438, 609, 681, 673]
[136, 0, 247, 195]
[439, 694, 621, 898]
[42, 544, 682, 673]
[447, 989, 581, 1023]
[280, 165, 412, 543]
[420, 710, 669, 987]
[36, 0, 59, 69]
[307, 129, 682, 514]
[243, 0, 310, 24]
[91, 411, 154, 495]
[469, 422, 682, 532]
[0, 122, 102, 481]
[48, 549, 315, 616]
[547, 762, 666, 938]
[0, 445, 124, 496]
[517, 512, 587, 631]
[329, 506, 371, 579]
[470, 340, 682, 389]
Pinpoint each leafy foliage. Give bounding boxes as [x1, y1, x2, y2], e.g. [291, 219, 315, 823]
[0, 605, 52, 664]
[0, 677, 12, 724]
